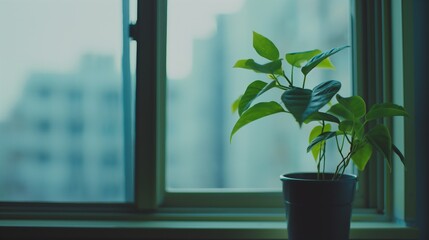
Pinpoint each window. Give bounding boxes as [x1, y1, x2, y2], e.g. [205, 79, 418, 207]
[133, 0, 417, 228]
[0, 0, 420, 239]
[150, 0, 361, 209]
[166, 0, 353, 190]
[0, 0, 131, 203]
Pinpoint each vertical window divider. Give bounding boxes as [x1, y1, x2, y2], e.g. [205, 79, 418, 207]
[121, 0, 134, 204]
[156, 0, 168, 209]
[133, 0, 168, 212]
[134, 0, 164, 211]
[352, 0, 393, 214]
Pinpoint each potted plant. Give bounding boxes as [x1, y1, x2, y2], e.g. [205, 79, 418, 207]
[230, 31, 408, 240]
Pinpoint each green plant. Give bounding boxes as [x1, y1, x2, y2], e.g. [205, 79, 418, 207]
[230, 31, 408, 179]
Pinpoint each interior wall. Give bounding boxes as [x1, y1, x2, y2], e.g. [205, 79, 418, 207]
[413, 0, 429, 239]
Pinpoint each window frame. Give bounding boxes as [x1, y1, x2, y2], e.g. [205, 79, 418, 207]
[0, 0, 419, 239]
[135, 0, 397, 217]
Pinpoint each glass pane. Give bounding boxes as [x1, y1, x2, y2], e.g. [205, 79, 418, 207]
[0, 0, 133, 202]
[166, 0, 354, 189]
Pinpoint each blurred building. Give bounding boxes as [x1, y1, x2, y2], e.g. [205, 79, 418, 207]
[0, 55, 126, 202]
[0, 0, 352, 197]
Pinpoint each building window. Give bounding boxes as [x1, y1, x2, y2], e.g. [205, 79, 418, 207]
[101, 90, 120, 106]
[101, 150, 119, 168]
[35, 151, 51, 165]
[67, 150, 84, 168]
[36, 85, 52, 99]
[67, 88, 84, 103]
[35, 119, 52, 134]
[66, 118, 84, 136]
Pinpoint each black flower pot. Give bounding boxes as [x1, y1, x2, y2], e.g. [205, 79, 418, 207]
[280, 173, 357, 240]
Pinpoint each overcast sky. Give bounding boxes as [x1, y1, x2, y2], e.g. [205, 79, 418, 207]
[0, 0, 122, 120]
[0, 0, 243, 120]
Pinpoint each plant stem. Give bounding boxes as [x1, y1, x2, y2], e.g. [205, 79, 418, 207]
[276, 84, 289, 90]
[317, 122, 326, 180]
[319, 142, 326, 180]
[302, 75, 307, 88]
[290, 66, 294, 86]
[334, 145, 352, 178]
[317, 152, 321, 180]
[322, 121, 326, 179]
[334, 152, 351, 180]
[344, 134, 352, 145]
[335, 134, 346, 159]
[281, 71, 293, 87]
[334, 135, 347, 180]
[273, 74, 291, 90]
[340, 156, 351, 177]
[334, 135, 354, 180]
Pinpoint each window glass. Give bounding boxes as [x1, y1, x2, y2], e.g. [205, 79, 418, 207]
[166, 0, 353, 189]
[0, 0, 132, 202]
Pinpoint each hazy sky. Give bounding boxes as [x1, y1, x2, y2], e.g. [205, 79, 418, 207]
[0, 0, 123, 120]
[167, 0, 244, 79]
[0, 0, 243, 120]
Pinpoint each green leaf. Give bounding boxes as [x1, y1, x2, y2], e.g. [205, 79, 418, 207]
[328, 103, 354, 120]
[281, 80, 341, 126]
[339, 120, 354, 132]
[281, 87, 312, 125]
[301, 46, 349, 76]
[230, 102, 286, 141]
[233, 59, 282, 74]
[253, 31, 280, 61]
[307, 131, 337, 153]
[286, 49, 321, 68]
[309, 124, 332, 160]
[351, 141, 373, 171]
[336, 95, 366, 119]
[286, 49, 336, 69]
[233, 59, 251, 69]
[353, 119, 364, 139]
[338, 119, 364, 139]
[303, 112, 340, 124]
[231, 95, 241, 113]
[316, 57, 336, 69]
[365, 103, 408, 121]
[365, 125, 392, 169]
[239, 80, 276, 116]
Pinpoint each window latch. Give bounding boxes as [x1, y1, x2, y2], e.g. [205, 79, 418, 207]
[129, 23, 138, 41]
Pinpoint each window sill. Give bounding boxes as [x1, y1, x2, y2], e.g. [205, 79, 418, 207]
[0, 219, 418, 240]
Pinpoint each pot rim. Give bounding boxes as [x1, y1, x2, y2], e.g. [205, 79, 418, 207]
[280, 172, 357, 182]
